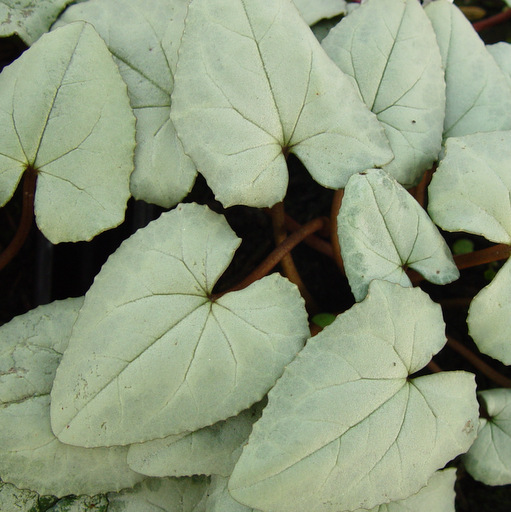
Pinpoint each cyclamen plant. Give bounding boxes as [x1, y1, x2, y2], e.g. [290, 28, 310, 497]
[1, 0, 511, 510]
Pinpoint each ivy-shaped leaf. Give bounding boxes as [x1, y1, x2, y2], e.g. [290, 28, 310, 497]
[171, 0, 393, 208]
[0, 299, 144, 497]
[322, 0, 445, 187]
[467, 258, 511, 365]
[428, 132, 511, 244]
[128, 400, 265, 478]
[338, 169, 458, 301]
[463, 388, 511, 486]
[293, 0, 346, 25]
[54, 0, 197, 208]
[425, 0, 511, 138]
[353, 469, 457, 512]
[51, 203, 309, 447]
[107, 477, 208, 512]
[0, 22, 135, 243]
[0, 0, 72, 44]
[228, 280, 478, 512]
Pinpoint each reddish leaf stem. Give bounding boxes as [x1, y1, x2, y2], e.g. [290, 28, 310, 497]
[283, 214, 334, 259]
[447, 335, 511, 388]
[330, 189, 345, 273]
[221, 216, 327, 296]
[0, 167, 38, 271]
[473, 9, 511, 32]
[454, 244, 511, 270]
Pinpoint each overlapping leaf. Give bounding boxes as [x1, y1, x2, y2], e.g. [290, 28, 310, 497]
[171, 0, 393, 208]
[322, 0, 445, 186]
[55, 0, 197, 208]
[293, 0, 346, 25]
[228, 280, 478, 512]
[204, 476, 256, 512]
[0, 299, 144, 497]
[467, 258, 511, 365]
[51, 203, 309, 447]
[128, 400, 265, 478]
[338, 169, 458, 301]
[425, 0, 511, 138]
[107, 477, 208, 512]
[463, 389, 511, 485]
[487, 42, 511, 83]
[0, 0, 72, 44]
[0, 21, 135, 243]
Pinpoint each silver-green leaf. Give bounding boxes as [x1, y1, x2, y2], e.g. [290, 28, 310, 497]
[171, 0, 393, 207]
[51, 203, 309, 447]
[229, 281, 478, 512]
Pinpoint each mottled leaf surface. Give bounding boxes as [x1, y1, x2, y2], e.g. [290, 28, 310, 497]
[0, 482, 39, 512]
[0, 299, 144, 497]
[425, 0, 511, 138]
[0, 22, 135, 243]
[339, 169, 458, 301]
[463, 389, 511, 485]
[171, 0, 393, 207]
[322, 0, 445, 186]
[128, 401, 265, 478]
[51, 203, 308, 447]
[55, 0, 196, 208]
[468, 258, 511, 365]
[202, 476, 256, 512]
[107, 477, 208, 512]
[229, 281, 478, 512]
[353, 469, 456, 512]
[428, 132, 511, 244]
[0, 0, 71, 44]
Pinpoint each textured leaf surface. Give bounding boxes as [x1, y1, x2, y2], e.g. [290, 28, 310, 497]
[353, 469, 456, 512]
[0, 300, 144, 497]
[48, 495, 108, 512]
[0, 0, 71, 44]
[0, 22, 135, 243]
[293, 0, 346, 25]
[425, 0, 511, 138]
[202, 476, 256, 512]
[107, 477, 208, 512]
[55, 0, 196, 208]
[229, 281, 478, 512]
[322, 0, 445, 186]
[467, 258, 511, 365]
[339, 169, 458, 301]
[128, 401, 265, 478]
[171, 0, 393, 207]
[0, 482, 39, 512]
[428, 132, 511, 244]
[463, 389, 511, 485]
[51, 203, 308, 447]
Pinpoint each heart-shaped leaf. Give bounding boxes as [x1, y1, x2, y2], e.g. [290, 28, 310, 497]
[467, 258, 511, 365]
[171, 0, 393, 208]
[428, 131, 511, 244]
[51, 203, 309, 447]
[54, 0, 197, 208]
[339, 169, 458, 301]
[322, 0, 445, 187]
[0, 21, 135, 243]
[463, 388, 511, 486]
[0, 0, 72, 44]
[425, 0, 511, 138]
[353, 469, 457, 512]
[107, 477, 208, 512]
[128, 400, 265, 478]
[0, 299, 144, 497]
[229, 280, 478, 512]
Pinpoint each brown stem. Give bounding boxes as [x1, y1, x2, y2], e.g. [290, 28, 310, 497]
[270, 203, 318, 313]
[473, 9, 511, 32]
[0, 166, 38, 271]
[454, 244, 511, 270]
[218, 216, 327, 297]
[427, 360, 443, 373]
[330, 189, 345, 273]
[446, 335, 511, 388]
[408, 166, 435, 209]
[284, 214, 334, 259]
